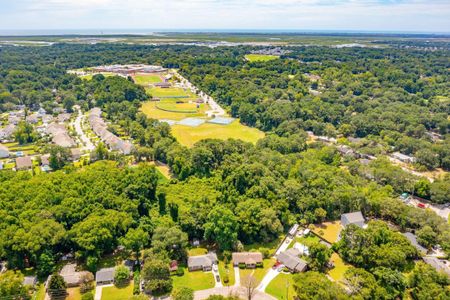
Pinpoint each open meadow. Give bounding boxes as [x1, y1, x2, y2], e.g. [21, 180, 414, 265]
[132, 74, 163, 85]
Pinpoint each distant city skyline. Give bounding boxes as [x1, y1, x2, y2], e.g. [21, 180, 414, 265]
[0, 0, 449, 34]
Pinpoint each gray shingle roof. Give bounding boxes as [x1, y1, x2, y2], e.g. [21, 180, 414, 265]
[277, 248, 307, 272]
[96, 267, 115, 283]
[188, 252, 217, 269]
[341, 211, 365, 227]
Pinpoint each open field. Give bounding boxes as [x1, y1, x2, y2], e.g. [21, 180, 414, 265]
[245, 54, 279, 62]
[172, 269, 215, 291]
[133, 74, 163, 85]
[141, 101, 207, 120]
[311, 221, 342, 243]
[171, 120, 264, 147]
[327, 252, 351, 282]
[265, 273, 295, 300]
[101, 282, 133, 300]
[80, 72, 115, 80]
[147, 87, 196, 99]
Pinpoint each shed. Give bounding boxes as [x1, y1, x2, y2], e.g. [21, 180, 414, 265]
[96, 267, 115, 285]
[341, 211, 365, 228]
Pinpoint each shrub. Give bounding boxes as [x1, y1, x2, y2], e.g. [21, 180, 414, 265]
[259, 247, 270, 258]
[79, 272, 95, 293]
[81, 292, 94, 300]
[223, 274, 229, 283]
[176, 267, 184, 276]
[172, 287, 194, 300]
[48, 274, 67, 299]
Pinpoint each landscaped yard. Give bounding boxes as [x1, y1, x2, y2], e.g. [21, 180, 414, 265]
[188, 247, 208, 256]
[245, 54, 279, 62]
[218, 261, 235, 286]
[327, 252, 351, 282]
[101, 282, 133, 300]
[265, 273, 296, 300]
[244, 236, 285, 255]
[288, 234, 320, 249]
[171, 120, 264, 147]
[172, 270, 215, 291]
[311, 221, 342, 243]
[239, 258, 275, 284]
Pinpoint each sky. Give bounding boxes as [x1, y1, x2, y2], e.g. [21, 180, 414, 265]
[0, 0, 449, 34]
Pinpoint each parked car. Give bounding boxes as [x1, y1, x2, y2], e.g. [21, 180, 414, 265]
[272, 262, 281, 269]
[417, 203, 426, 209]
[212, 264, 218, 271]
[216, 275, 220, 282]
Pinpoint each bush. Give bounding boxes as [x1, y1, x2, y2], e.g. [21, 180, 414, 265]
[176, 267, 184, 276]
[238, 263, 246, 269]
[81, 292, 94, 300]
[223, 274, 229, 283]
[172, 287, 194, 300]
[259, 247, 270, 258]
[48, 274, 67, 299]
[114, 265, 130, 286]
[79, 272, 95, 293]
[133, 270, 140, 295]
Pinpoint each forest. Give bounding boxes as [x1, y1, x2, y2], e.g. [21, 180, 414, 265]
[0, 41, 449, 299]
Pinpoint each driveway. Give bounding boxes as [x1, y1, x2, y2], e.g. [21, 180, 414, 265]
[275, 237, 292, 255]
[233, 266, 240, 287]
[94, 283, 113, 300]
[257, 268, 279, 291]
[212, 266, 223, 288]
[73, 106, 95, 151]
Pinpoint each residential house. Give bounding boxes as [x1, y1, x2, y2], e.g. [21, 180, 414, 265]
[26, 114, 39, 124]
[53, 133, 76, 148]
[423, 257, 450, 277]
[42, 115, 53, 124]
[15, 156, 32, 170]
[60, 263, 88, 287]
[8, 115, 21, 125]
[96, 267, 115, 285]
[57, 113, 71, 123]
[232, 252, 263, 269]
[0, 144, 10, 158]
[336, 145, 358, 158]
[277, 248, 308, 273]
[37, 107, 47, 116]
[403, 233, 427, 255]
[0, 124, 17, 140]
[70, 148, 82, 161]
[187, 252, 218, 272]
[341, 211, 365, 228]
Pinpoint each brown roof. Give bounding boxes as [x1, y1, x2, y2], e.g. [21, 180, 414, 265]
[232, 252, 263, 265]
[16, 156, 32, 170]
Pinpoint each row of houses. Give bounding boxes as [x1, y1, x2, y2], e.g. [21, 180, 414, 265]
[88, 108, 134, 155]
[46, 123, 76, 148]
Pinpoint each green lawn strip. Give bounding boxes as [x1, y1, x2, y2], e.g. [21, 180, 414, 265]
[245, 54, 279, 62]
[172, 268, 215, 291]
[239, 258, 275, 284]
[101, 282, 133, 300]
[243, 236, 284, 254]
[265, 273, 295, 300]
[188, 247, 208, 256]
[218, 261, 235, 286]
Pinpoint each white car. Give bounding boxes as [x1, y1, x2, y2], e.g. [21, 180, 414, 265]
[212, 264, 218, 271]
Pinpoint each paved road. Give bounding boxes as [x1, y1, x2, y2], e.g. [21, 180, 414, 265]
[194, 286, 276, 300]
[73, 106, 95, 151]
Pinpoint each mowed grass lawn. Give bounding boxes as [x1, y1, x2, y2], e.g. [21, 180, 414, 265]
[147, 87, 196, 98]
[141, 101, 207, 120]
[65, 287, 82, 300]
[245, 54, 279, 62]
[133, 74, 163, 85]
[311, 221, 342, 243]
[101, 282, 133, 300]
[239, 258, 275, 284]
[327, 252, 351, 282]
[171, 120, 265, 147]
[218, 261, 235, 286]
[172, 270, 215, 291]
[265, 273, 296, 300]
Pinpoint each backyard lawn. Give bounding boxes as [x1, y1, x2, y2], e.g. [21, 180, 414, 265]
[311, 221, 342, 243]
[244, 236, 285, 255]
[239, 258, 275, 284]
[265, 273, 295, 300]
[172, 270, 215, 291]
[245, 54, 279, 62]
[188, 247, 208, 256]
[66, 287, 82, 300]
[327, 252, 351, 282]
[171, 120, 264, 147]
[101, 282, 133, 300]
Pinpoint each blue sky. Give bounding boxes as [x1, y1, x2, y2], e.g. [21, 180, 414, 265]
[0, 0, 449, 33]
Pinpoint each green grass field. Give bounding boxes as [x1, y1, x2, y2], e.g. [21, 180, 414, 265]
[265, 273, 295, 300]
[311, 221, 342, 244]
[147, 87, 196, 98]
[172, 269, 215, 291]
[245, 54, 280, 62]
[133, 74, 163, 85]
[156, 101, 199, 113]
[327, 252, 351, 282]
[171, 120, 264, 147]
[141, 101, 207, 120]
[101, 282, 133, 300]
[80, 72, 115, 80]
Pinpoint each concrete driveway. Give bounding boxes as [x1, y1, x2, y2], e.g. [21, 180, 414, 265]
[233, 266, 240, 287]
[257, 268, 280, 291]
